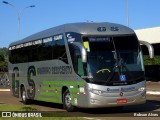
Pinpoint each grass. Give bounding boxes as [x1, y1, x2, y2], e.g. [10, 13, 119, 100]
[0, 118, 83, 120]
[0, 85, 10, 89]
[0, 117, 84, 120]
[0, 104, 37, 111]
[0, 104, 85, 120]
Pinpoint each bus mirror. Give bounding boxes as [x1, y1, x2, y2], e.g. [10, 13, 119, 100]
[139, 40, 154, 58]
[71, 42, 87, 63]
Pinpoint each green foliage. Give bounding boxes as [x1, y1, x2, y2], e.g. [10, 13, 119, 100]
[0, 47, 8, 72]
[0, 52, 5, 61]
[144, 55, 160, 65]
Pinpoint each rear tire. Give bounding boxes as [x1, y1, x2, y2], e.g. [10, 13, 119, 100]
[63, 89, 75, 112]
[21, 87, 29, 104]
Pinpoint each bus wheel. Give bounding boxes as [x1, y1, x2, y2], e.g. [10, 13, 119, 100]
[63, 89, 75, 112]
[21, 87, 29, 104]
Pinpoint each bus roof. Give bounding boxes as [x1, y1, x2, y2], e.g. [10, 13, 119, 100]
[9, 22, 135, 47]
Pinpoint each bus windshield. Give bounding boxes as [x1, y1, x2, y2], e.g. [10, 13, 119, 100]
[82, 35, 145, 86]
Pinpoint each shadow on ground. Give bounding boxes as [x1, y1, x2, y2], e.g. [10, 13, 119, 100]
[18, 99, 160, 117]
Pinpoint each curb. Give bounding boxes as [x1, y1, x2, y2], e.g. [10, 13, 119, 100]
[0, 89, 10, 91]
[146, 91, 160, 95]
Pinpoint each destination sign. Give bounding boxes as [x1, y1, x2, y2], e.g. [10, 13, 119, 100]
[88, 37, 111, 42]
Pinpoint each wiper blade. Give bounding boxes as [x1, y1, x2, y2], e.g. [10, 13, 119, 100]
[104, 62, 133, 85]
[104, 66, 117, 85]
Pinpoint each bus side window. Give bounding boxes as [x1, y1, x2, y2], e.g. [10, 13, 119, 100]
[78, 56, 84, 76]
[53, 38, 68, 64]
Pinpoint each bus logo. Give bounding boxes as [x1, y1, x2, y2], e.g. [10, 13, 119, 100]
[67, 34, 75, 42]
[120, 92, 124, 96]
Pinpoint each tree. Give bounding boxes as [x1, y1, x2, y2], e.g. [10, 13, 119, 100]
[0, 52, 5, 61]
[0, 48, 8, 72]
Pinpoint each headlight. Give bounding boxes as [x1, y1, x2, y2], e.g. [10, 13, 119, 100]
[90, 89, 104, 95]
[138, 87, 146, 91]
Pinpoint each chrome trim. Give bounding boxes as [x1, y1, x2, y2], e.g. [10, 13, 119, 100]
[71, 42, 87, 62]
[140, 40, 154, 58]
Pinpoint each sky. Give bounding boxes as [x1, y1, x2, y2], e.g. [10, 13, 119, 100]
[0, 0, 160, 47]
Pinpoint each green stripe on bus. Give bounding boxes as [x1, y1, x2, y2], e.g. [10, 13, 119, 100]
[42, 86, 79, 93]
[42, 86, 53, 90]
[43, 80, 85, 86]
[42, 86, 61, 91]
[40, 92, 61, 97]
[37, 97, 61, 103]
[69, 88, 79, 93]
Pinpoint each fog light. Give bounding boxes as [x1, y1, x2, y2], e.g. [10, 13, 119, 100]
[138, 87, 145, 92]
[91, 99, 96, 103]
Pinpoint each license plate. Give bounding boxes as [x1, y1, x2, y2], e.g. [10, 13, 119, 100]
[117, 98, 127, 103]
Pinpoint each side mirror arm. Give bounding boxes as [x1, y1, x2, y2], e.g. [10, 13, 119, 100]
[139, 40, 154, 58]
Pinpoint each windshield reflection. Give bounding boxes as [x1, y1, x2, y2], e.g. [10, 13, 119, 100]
[82, 35, 145, 85]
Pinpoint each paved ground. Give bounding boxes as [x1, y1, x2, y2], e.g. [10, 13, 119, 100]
[0, 82, 160, 120]
[0, 91, 64, 111]
[0, 91, 160, 120]
[146, 81, 160, 95]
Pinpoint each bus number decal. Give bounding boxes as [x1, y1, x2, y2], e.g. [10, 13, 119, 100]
[27, 66, 36, 99]
[12, 67, 20, 97]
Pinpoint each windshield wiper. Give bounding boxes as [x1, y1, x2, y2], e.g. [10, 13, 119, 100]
[103, 37, 133, 85]
[103, 55, 135, 85]
[103, 65, 118, 85]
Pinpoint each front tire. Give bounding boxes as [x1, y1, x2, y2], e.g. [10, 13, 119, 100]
[21, 87, 29, 104]
[63, 89, 75, 112]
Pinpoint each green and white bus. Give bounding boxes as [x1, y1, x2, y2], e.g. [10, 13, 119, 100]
[9, 22, 146, 112]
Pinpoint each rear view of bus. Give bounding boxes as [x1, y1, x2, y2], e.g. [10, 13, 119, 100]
[67, 23, 146, 110]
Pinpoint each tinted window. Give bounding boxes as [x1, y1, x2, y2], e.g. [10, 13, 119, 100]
[53, 38, 68, 63]
[9, 34, 68, 64]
